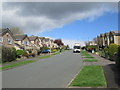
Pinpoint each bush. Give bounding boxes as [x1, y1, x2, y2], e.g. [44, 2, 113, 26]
[2, 46, 17, 63]
[108, 44, 118, 61]
[115, 46, 120, 68]
[104, 48, 109, 59]
[41, 47, 50, 50]
[16, 50, 25, 56]
[51, 49, 57, 53]
[22, 52, 29, 58]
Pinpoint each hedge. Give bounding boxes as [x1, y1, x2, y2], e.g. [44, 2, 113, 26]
[2, 46, 17, 63]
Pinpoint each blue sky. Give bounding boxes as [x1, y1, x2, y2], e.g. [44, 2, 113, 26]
[39, 12, 118, 42]
[3, 2, 118, 47]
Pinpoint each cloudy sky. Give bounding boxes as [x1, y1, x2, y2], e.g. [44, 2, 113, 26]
[2, 2, 118, 47]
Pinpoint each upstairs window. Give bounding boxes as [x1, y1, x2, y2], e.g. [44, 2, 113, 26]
[26, 41, 29, 45]
[0, 37, 3, 42]
[7, 38, 12, 44]
[22, 41, 24, 45]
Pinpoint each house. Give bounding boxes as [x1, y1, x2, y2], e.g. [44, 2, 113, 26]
[0, 28, 15, 47]
[14, 34, 31, 50]
[109, 31, 120, 45]
[99, 34, 105, 48]
[45, 38, 51, 48]
[29, 36, 40, 49]
[39, 37, 47, 47]
[104, 32, 110, 47]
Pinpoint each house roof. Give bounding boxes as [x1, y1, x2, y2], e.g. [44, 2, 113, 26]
[110, 30, 120, 36]
[14, 34, 27, 41]
[0, 28, 15, 39]
[29, 36, 38, 41]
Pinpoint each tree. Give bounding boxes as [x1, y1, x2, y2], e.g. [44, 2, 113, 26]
[10, 27, 23, 35]
[54, 39, 64, 46]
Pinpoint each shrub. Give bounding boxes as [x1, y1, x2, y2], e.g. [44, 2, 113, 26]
[108, 44, 118, 61]
[41, 47, 50, 50]
[2, 46, 17, 63]
[104, 48, 109, 59]
[22, 52, 29, 58]
[16, 50, 25, 56]
[51, 49, 57, 53]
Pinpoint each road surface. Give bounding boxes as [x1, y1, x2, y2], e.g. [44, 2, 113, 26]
[2, 50, 83, 88]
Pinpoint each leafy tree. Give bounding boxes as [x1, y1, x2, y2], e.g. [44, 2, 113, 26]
[10, 27, 23, 35]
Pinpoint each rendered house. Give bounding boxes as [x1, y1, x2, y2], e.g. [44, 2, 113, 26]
[14, 34, 31, 50]
[0, 28, 15, 47]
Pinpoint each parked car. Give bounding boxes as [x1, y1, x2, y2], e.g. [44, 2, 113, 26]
[41, 49, 51, 53]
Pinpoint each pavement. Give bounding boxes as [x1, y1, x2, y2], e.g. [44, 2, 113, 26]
[2, 50, 84, 88]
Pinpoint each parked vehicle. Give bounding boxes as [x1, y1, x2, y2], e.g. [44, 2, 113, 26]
[73, 43, 81, 53]
[41, 49, 51, 53]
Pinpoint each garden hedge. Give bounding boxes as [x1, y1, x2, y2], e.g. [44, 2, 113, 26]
[2, 46, 17, 63]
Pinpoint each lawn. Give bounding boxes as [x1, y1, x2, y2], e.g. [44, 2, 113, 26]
[83, 56, 94, 58]
[39, 55, 52, 59]
[0, 60, 35, 70]
[83, 59, 98, 62]
[70, 65, 106, 87]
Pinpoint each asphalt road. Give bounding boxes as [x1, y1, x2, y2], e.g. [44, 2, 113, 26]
[2, 50, 83, 88]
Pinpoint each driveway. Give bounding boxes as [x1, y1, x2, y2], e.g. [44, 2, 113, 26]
[2, 50, 83, 88]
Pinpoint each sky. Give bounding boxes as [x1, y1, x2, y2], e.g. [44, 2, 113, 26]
[1, 2, 118, 47]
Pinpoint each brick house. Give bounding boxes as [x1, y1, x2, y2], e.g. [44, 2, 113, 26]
[109, 31, 120, 45]
[29, 36, 40, 49]
[104, 32, 110, 47]
[0, 28, 15, 47]
[14, 34, 31, 50]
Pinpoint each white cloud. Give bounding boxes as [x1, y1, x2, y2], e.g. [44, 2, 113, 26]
[2, 2, 118, 35]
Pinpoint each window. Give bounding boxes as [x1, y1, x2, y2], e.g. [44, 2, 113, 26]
[22, 41, 24, 44]
[0, 37, 3, 42]
[26, 41, 29, 45]
[7, 38, 12, 44]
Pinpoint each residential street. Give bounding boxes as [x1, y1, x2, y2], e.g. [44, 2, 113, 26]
[2, 50, 83, 88]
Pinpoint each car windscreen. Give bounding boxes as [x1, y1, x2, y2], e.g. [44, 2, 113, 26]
[74, 46, 80, 49]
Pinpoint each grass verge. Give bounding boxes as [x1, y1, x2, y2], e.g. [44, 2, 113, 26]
[0, 60, 35, 70]
[83, 56, 94, 58]
[83, 59, 98, 62]
[70, 65, 106, 87]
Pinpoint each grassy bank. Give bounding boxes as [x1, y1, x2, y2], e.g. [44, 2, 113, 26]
[83, 59, 98, 62]
[70, 65, 106, 87]
[0, 60, 35, 70]
[1, 51, 64, 70]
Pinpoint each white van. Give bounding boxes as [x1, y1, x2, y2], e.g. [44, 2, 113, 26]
[73, 43, 81, 53]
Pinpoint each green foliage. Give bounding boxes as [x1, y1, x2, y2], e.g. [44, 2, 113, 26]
[41, 47, 50, 50]
[51, 49, 57, 53]
[108, 44, 118, 60]
[2, 46, 17, 63]
[16, 50, 25, 56]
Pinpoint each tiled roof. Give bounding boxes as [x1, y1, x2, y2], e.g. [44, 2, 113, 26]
[0, 28, 15, 39]
[14, 34, 27, 41]
[29, 36, 38, 41]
